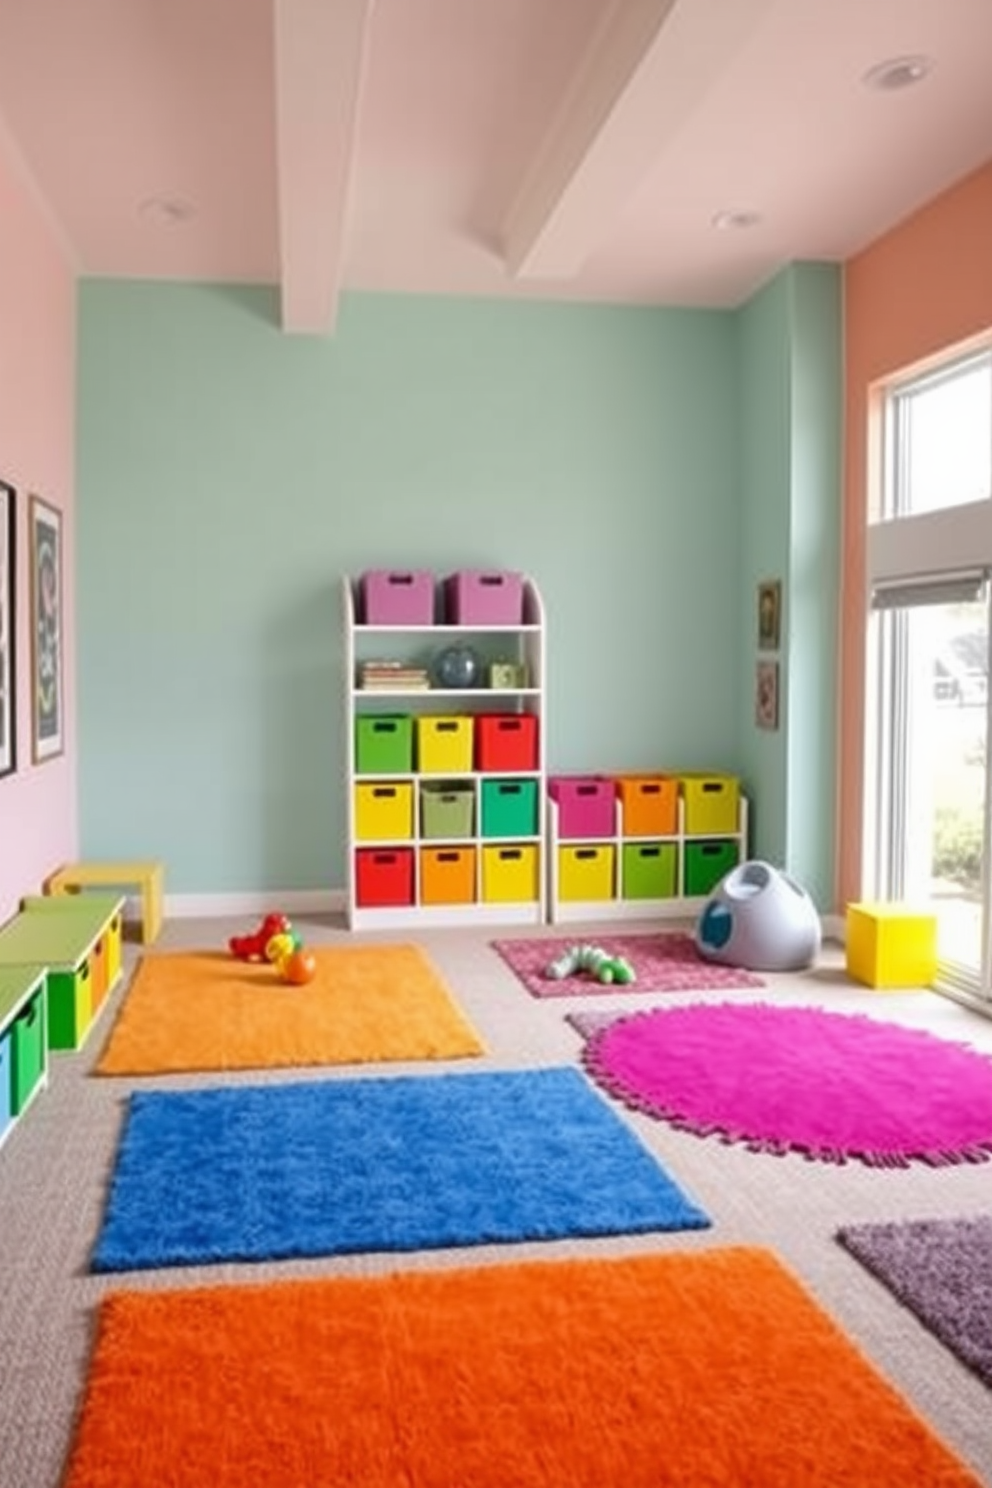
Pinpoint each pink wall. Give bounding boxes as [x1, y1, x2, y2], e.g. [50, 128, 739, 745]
[839, 159, 992, 906]
[0, 120, 78, 924]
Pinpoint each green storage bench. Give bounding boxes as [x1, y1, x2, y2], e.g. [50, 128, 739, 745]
[0, 894, 125, 1052]
[0, 964, 48, 1148]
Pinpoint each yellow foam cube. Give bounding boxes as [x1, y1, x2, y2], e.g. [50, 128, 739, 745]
[845, 903, 937, 989]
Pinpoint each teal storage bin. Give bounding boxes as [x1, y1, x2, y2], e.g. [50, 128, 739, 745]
[0, 1028, 12, 1137]
[622, 842, 677, 899]
[420, 782, 475, 839]
[355, 714, 413, 774]
[11, 989, 46, 1115]
[481, 778, 539, 838]
[684, 840, 740, 897]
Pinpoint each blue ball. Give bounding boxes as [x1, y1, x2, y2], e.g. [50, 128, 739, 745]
[432, 644, 483, 689]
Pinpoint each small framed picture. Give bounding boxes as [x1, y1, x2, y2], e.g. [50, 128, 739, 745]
[755, 660, 779, 731]
[757, 579, 782, 651]
[0, 479, 15, 779]
[29, 493, 64, 764]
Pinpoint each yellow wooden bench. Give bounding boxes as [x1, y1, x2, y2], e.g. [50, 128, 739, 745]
[43, 860, 165, 945]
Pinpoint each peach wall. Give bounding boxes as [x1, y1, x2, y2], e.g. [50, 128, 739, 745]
[0, 119, 77, 924]
[839, 159, 992, 906]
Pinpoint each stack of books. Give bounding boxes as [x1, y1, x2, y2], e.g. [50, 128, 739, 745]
[359, 659, 431, 691]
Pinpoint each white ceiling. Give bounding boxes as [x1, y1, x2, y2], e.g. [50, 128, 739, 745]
[0, 0, 989, 333]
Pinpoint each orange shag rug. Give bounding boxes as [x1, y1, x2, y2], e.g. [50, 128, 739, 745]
[63, 1248, 982, 1488]
[96, 943, 483, 1075]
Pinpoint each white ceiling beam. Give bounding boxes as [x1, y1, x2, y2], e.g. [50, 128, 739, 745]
[501, 0, 775, 281]
[273, 0, 375, 334]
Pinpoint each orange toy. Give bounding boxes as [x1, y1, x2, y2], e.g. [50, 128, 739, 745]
[283, 949, 317, 986]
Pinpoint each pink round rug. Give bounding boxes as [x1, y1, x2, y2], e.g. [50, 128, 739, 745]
[582, 1002, 992, 1168]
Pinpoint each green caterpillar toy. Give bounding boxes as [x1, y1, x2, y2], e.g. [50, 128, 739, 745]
[544, 943, 636, 986]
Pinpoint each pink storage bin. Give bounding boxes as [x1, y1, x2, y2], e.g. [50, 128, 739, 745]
[361, 570, 436, 626]
[548, 776, 616, 838]
[444, 570, 524, 626]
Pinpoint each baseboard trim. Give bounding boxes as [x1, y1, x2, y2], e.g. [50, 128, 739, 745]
[161, 889, 346, 921]
[821, 912, 845, 944]
[148, 893, 847, 938]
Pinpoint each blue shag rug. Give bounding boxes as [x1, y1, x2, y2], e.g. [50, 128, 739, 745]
[92, 1066, 710, 1271]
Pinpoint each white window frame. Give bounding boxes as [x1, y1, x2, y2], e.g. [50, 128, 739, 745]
[864, 339, 992, 1014]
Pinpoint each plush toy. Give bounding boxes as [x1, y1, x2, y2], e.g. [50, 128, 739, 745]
[228, 911, 292, 962]
[544, 943, 636, 985]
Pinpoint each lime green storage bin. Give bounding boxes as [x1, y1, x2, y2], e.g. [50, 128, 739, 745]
[683, 840, 739, 897]
[355, 714, 413, 774]
[480, 778, 539, 838]
[621, 842, 677, 900]
[11, 987, 46, 1114]
[420, 782, 475, 839]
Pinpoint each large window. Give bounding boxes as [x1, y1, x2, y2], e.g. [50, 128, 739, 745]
[865, 347, 992, 1013]
[881, 351, 992, 518]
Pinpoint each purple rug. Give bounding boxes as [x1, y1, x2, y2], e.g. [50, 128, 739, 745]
[578, 1002, 992, 1169]
[837, 1216, 992, 1387]
[491, 933, 764, 998]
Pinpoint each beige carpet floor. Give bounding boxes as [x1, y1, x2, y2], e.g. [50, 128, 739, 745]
[1, 911, 991, 1488]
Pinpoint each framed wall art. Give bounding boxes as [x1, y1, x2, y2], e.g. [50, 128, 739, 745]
[29, 493, 64, 763]
[757, 578, 782, 651]
[0, 479, 15, 778]
[755, 659, 780, 731]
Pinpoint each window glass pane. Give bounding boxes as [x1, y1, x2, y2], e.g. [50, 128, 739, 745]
[890, 355, 991, 517]
[902, 597, 987, 971]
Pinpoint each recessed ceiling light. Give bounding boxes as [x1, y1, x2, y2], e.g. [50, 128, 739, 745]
[862, 54, 932, 92]
[711, 209, 762, 232]
[138, 195, 196, 228]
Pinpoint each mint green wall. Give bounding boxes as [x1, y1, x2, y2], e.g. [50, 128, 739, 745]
[735, 264, 842, 907]
[76, 284, 742, 893]
[784, 267, 842, 905]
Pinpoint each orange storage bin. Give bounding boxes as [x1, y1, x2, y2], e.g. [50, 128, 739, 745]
[419, 847, 477, 906]
[615, 775, 678, 837]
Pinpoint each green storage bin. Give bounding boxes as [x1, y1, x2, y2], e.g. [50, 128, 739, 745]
[420, 782, 475, 839]
[621, 842, 677, 900]
[0, 1028, 12, 1136]
[355, 714, 413, 774]
[11, 988, 46, 1114]
[480, 778, 539, 838]
[684, 840, 739, 897]
[47, 964, 92, 1051]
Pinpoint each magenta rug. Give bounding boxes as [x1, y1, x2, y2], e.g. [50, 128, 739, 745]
[491, 933, 764, 998]
[837, 1215, 992, 1387]
[578, 1002, 992, 1169]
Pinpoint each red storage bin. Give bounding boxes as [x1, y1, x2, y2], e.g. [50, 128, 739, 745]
[548, 776, 615, 838]
[355, 848, 415, 907]
[444, 570, 523, 625]
[475, 713, 538, 772]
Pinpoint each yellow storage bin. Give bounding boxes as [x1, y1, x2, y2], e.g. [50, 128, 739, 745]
[420, 846, 477, 906]
[680, 773, 740, 835]
[481, 844, 539, 903]
[846, 903, 938, 989]
[557, 844, 616, 902]
[354, 782, 415, 841]
[416, 715, 474, 774]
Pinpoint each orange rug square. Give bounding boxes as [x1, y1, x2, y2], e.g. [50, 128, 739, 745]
[96, 943, 484, 1074]
[63, 1248, 982, 1488]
